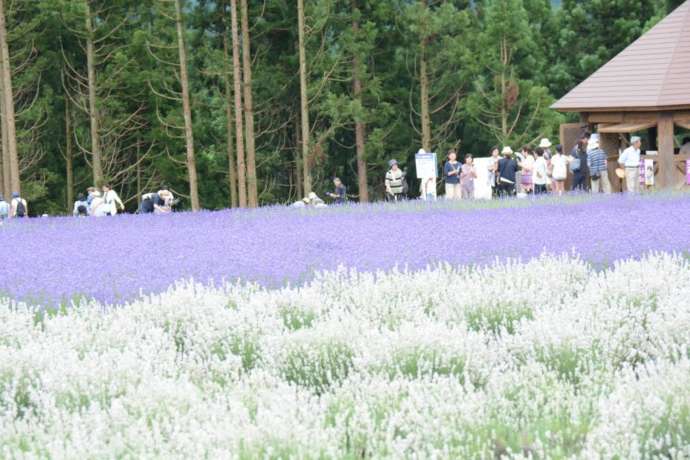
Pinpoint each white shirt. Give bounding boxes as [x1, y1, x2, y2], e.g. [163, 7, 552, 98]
[90, 197, 109, 217]
[533, 157, 548, 185]
[551, 154, 568, 180]
[618, 146, 641, 168]
[103, 190, 124, 215]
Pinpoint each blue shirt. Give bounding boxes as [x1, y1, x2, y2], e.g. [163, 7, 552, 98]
[587, 148, 607, 175]
[333, 185, 346, 204]
[444, 161, 461, 184]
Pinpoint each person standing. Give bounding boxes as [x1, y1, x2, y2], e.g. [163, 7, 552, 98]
[520, 147, 535, 194]
[460, 154, 477, 199]
[618, 136, 642, 194]
[0, 194, 9, 221]
[488, 146, 500, 198]
[326, 177, 347, 204]
[102, 184, 125, 215]
[385, 159, 405, 201]
[587, 137, 611, 194]
[497, 147, 519, 197]
[550, 145, 569, 196]
[533, 148, 548, 195]
[539, 138, 553, 160]
[570, 137, 589, 191]
[10, 192, 28, 218]
[443, 150, 462, 200]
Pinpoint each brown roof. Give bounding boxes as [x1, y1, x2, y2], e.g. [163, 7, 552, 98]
[552, 0, 690, 112]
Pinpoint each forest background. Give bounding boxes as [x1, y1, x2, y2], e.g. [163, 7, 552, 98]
[0, 0, 684, 213]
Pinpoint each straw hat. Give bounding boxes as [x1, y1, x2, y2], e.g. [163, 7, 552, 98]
[538, 138, 552, 148]
[615, 168, 625, 179]
[501, 146, 514, 155]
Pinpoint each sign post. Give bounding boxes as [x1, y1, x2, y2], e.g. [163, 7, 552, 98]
[415, 151, 437, 200]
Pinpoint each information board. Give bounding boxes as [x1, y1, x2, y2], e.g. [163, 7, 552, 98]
[415, 152, 437, 179]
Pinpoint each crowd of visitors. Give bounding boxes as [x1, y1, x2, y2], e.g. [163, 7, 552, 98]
[4, 133, 689, 218]
[444, 132, 655, 200]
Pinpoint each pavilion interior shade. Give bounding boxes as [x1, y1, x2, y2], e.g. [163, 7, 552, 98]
[598, 122, 657, 133]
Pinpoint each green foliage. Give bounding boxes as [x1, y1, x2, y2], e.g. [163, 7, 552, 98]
[386, 346, 465, 380]
[281, 341, 354, 395]
[465, 301, 534, 335]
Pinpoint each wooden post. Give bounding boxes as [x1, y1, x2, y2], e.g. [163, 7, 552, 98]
[657, 113, 675, 189]
[600, 132, 622, 193]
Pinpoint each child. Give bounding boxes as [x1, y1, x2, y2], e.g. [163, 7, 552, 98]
[460, 154, 478, 199]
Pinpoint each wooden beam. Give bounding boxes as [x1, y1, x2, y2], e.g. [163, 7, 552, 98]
[657, 113, 675, 189]
[598, 122, 656, 133]
[623, 113, 659, 123]
[587, 113, 624, 123]
[675, 119, 690, 130]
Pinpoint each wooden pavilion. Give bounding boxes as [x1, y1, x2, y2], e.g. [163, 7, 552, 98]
[552, 0, 690, 191]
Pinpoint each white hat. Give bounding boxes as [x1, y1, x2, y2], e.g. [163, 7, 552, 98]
[631, 136, 641, 144]
[417, 148, 427, 155]
[538, 138, 552, 148]
[501, 146, 514, 155]
[587, 138, 600, 150]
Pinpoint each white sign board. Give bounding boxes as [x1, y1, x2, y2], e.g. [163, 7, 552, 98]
[415, 152, 437, 179]
[472, 157, 493, 200]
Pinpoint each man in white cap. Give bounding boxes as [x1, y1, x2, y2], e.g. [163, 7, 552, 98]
[618, 136, 642, 193]
[587, 136, 611, 194]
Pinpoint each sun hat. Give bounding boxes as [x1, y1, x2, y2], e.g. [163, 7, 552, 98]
[389, 159, 398, 167]
[501, 146, 513, 155]
[615, 168, 625, 179]
[538, 138, 552, 148]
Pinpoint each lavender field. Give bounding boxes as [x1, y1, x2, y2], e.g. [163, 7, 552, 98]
[1, 194, 689, 306]
[2, 195, 690, 457]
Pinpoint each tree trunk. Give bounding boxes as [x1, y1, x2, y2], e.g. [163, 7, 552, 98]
[0, 55, 9, 199]
[174, 0, 200, 210]
[136, 139, 142, 206]
[84, 0, 103, 186]
[419, 0, 431, 151]
[222, 21, 238, 208]
[294, 116, 303, 199]
[230, 0, 246, 207]
[352, 1, 368, 202]
[65, 100, 74, 210]
[419, 47, 431, 151]
[240, 0, 258, 207]
[0, 0, 19, 194]
[297, 0, 312, 194]
[500, 37, 508, 142]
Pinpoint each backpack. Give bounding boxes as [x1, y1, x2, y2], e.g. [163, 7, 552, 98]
[14, 199, 26, 218]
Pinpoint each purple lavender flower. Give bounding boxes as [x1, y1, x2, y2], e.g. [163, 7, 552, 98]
[1, 194, 688, 306]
